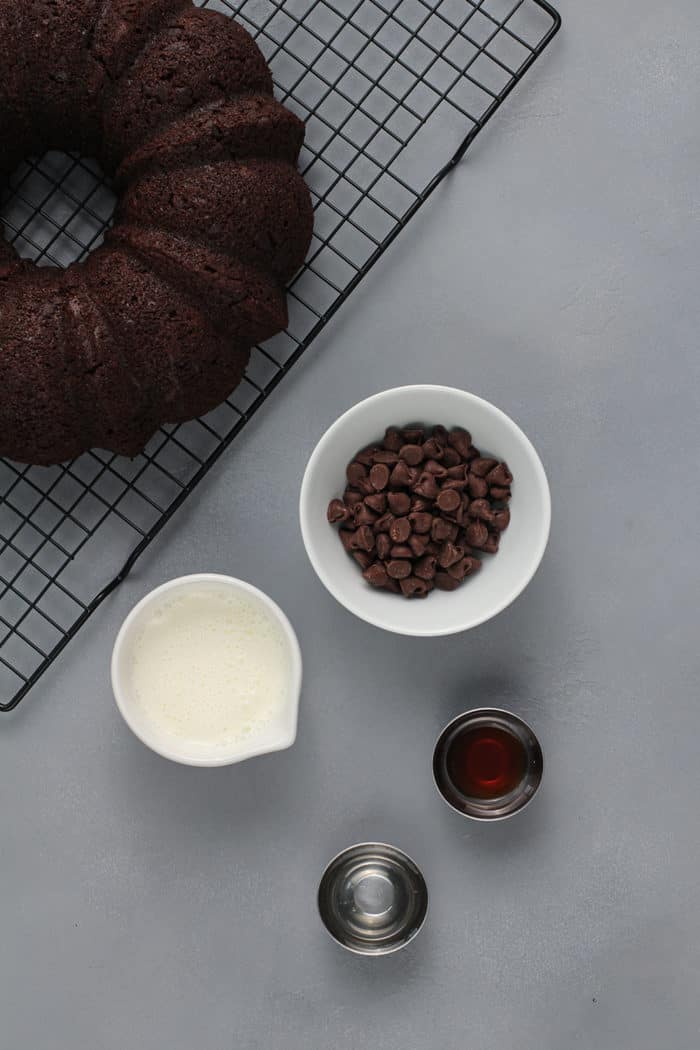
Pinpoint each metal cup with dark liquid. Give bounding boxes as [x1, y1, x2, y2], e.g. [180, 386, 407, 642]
[433, 708, 543, 821]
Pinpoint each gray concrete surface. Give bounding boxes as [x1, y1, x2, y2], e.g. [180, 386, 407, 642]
[2, 1, 700, 1047]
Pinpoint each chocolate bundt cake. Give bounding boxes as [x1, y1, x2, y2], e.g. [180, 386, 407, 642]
[0, 1, 313, 466]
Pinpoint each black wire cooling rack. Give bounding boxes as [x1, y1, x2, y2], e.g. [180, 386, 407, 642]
[0, 0, 560, 711]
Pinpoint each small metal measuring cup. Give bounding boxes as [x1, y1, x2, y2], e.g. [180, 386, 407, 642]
[433, 708, 543, 821]
[318, 842, 428, 956]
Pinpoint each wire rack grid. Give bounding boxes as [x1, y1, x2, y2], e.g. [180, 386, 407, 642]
[0, 0, 560, 711]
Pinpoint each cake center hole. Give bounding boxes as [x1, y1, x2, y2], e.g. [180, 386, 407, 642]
[0, 151, 117, 269]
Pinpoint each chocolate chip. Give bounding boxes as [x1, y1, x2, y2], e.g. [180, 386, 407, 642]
[432, 425, 449, 446]
[447, 428, 472, 458]
[448, 470, 469, 492]
[482, 532, 500, 554]
[442, 503, 464, 526]
[387, 491, 411, 515]
[447, 557, 470, 580]
[469, 499, 494, 522]
[408, 534, 427, 558]
[376, 533, 391, 560]
[374, 512, 395, 534]
[446, 463, 469, 481]
[389, 460, 412, 488]
[463, 556, 482, 576]
[441, 446, 461, 468]
[431, 518, 452, 542]
[353, 550, 373, 570]
[422, 438, 444, 460]
[409, 511, 432, 534]
[438, 541, 463, 568]
[399, 443, 424, 466]
[491, 508, 511, 532]
[490, 486, 512, 502]
[486, 463, 513, 487]
[356, 445, 381, 466]
[424, 459, 448, 477]
[413, 472, 439, 500]
[424, 540, 442, 556]
[375, 541, 392, 567]
[449, 556, 482, 579]
[467, 474, 488, 499]
[344, 489, 363, 507]
[414, 555, 437, 580]
[356, 477, 376, 496]
[386, 559, 412, 580]
[327, 499, 349, 524]
[390, 516, 411, 543]
[402, 426, 424, 444]
[364, 492, 387, 514]
[390, 545, 413, 558]
[372, 449, 400, 465]
[369, 463, 390, 491]
[465, 520, 489, 548]
[441, 480, 466, 497]
[400, 576, 433, 598]
[436, 488, 461, 513]
[383, 427, 404, 453]
[339, 529, 355, 552]
[470, 457, 498, 478]
[353, 502, 378, 527]
[363, 563, 389, 588]
[411, 497, 431, 513]
[352, 526, 375, 552]
[434, 572, 460, 591]
[346, 461, 367, 486]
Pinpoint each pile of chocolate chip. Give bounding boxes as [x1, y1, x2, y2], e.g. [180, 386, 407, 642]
[327, 424, 513, 598]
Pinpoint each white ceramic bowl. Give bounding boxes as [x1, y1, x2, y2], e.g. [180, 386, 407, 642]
[111, 574, 302, 766]
[300, 386, 551, 637]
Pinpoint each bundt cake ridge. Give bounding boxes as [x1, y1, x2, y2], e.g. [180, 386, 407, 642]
[115, 94, 305, 185]
[107, 225, 288, 344]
